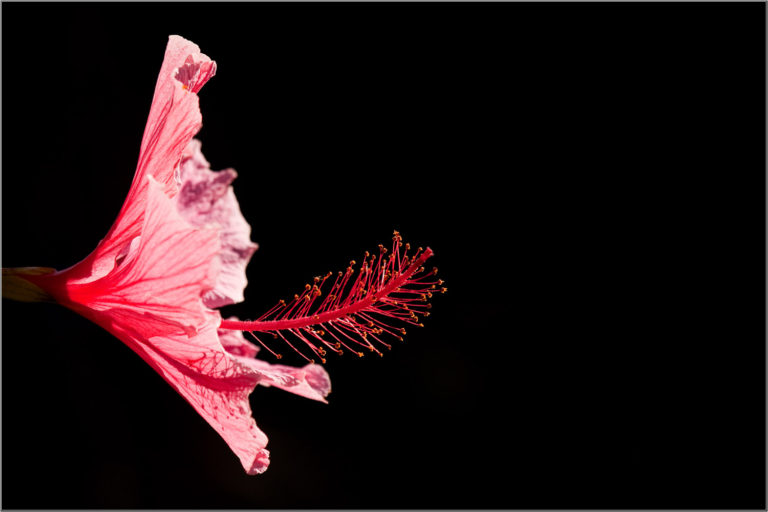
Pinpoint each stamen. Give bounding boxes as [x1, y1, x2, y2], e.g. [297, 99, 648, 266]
[220, 233, 441, 362]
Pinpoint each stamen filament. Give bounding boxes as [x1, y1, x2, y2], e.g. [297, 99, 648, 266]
[218, 233, 439, 361]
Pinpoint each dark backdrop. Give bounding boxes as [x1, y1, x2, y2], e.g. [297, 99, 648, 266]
[2, 2, 765, 509]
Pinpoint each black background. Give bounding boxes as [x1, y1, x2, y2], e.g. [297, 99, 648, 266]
[2, 2, 765, 509]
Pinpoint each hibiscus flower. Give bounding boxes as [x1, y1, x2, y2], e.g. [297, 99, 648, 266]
[2, 35, 442, 475]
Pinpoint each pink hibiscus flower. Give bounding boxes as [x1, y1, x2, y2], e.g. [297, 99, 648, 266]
[2, 35, 442, 475]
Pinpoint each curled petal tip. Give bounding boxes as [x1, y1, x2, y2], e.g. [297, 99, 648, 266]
[246, 450, 271, 475]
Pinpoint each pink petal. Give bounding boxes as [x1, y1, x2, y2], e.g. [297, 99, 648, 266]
[177, 140, 258, 308]
[218, 327, 332, 403]
[134, 35, 216, 198]
[242, 358, 332, 403]
[64, 176, 220, 338]
[66, 36, 217, 283]
[99, 318, 272, 475]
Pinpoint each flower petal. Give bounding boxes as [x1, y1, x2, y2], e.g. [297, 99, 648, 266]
[218, 327, 332, 403]
[68, 36, 217, 283]
[177, 140, 258, 308]
[134, 36, 216, 197]
[64, 176, 220, 338]
[98, 317, 272, 475]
